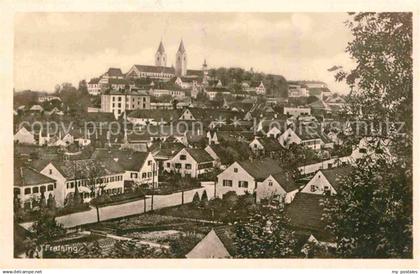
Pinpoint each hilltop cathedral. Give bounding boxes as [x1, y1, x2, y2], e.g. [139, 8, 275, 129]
[125, 40, 205, 79]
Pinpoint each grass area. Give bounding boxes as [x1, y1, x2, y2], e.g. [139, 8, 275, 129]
[91, 191, 146, 207]
[156, 204, 216, 221]
[144, 182, 202, 196]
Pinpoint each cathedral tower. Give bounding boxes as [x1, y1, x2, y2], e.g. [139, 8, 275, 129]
[175, 39, 187, 76]
[155, 41, 167, 67]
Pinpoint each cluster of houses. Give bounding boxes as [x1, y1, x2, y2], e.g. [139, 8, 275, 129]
[14, 91, 372, 213]
[13, 39, 359, 258]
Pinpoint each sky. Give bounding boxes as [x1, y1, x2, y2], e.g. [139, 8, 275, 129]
[14, 12, 355, 93]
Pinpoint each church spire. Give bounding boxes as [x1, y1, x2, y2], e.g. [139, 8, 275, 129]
[177, 39, 186, 54]
[157, 40, 165, 54]
[155, 40, 167, 67]
[175, 39, 187, 76]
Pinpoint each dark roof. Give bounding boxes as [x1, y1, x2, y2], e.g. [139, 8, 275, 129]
[270, 172, 298, 193]
[14, 166, 55, 187]
[91, 148, 150, 171]
[185, 148, 213, 163]
[88, 78, 100, 84]
[154, 147, 184, 160]
[49, 158, 124, 179]
[134, 65, 175, 74]
[285, 192, 326, 232]
[238, 158, 282, 180]
[128, 109, 181, 121]
[105, 68, 123, 77]
[257, 137, 284, 152]
[320, 166, 353, 192]
[217, 131, 254, 143]
[181, 108, 244, 122]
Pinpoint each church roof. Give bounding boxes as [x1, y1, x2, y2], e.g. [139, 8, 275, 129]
[134, 65, 175, 74]
[157, 41, 165, 54]
[177, 40, 186, 53]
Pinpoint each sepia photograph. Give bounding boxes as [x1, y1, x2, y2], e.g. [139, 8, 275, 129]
[0, 0, 418, 271]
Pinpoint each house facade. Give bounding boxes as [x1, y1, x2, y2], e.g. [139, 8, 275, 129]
[39, 159, 125, 207]
[14, 127, 36, 145]
[14, 166, 57, 209]
[256, 173, 299, 204]
[163, 148, 214, 178]
[100, 91, 151, 117]
[301, 166, 353, 196]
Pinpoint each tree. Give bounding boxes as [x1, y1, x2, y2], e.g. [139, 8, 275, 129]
[192, 192, 200, 207]
[31, 213, 66, 245]
[47, 193, 56, 211]
[323, 12, 413, 258]
[234, 206, 297, 258]
[168, 234, 202, 258]
[334, 13, 412, 130]
[72, 183, 83, 207]
[39, 191, 47, 211]
[200, 190, 208, 207]
[322, 156, 412, 258]
[86, 162, 106, 222]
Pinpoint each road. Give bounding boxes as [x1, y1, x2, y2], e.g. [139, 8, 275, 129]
[20, 182, 215, 229]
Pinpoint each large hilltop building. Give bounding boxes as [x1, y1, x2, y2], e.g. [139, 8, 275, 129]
[88, 39, 208, 96]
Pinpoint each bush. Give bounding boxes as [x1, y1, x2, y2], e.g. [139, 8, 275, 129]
[222, 191, 239, 208]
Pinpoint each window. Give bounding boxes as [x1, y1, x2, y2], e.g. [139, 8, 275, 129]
[310, 185, 316, 192]
[40, 186, 46, 193]
[24, 188, 31, 195]
[49, 169, 52, 175]
[268, 181, 273, 187]
[14, 188, 21, 195]
[70, 182, 74, 188]
[148, 160, 152, 166]
[233, 168, 238, 173]
[185, 164, 192, 170]
[142, 173, 147, 178]
[32, 187, 39, 193]
[131, 173, 138, 179]
[222, 180, 233, 187]
[238, 181, 248, 188]
[359, 148, 367, 153]
[47, 184, 54, 191]
[175, 163, 182, 169]
[180, 155, 187, 160]
[166, 163, 170, 168]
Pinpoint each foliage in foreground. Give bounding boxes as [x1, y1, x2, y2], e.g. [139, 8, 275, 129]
[322, 156, 412, 258]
